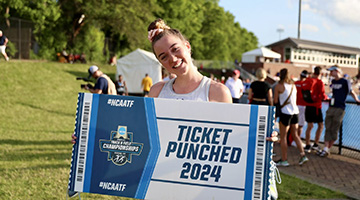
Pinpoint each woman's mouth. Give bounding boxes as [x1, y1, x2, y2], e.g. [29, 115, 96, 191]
[173, 59, 183, 69]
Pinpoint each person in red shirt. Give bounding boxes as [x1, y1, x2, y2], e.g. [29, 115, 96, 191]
[304, 67, 328, 153]
[293, 70, 308, 146]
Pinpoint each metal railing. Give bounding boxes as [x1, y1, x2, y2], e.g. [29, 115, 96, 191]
[304, 101, 360, 160]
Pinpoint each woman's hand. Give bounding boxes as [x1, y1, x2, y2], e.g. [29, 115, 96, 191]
[266, 131, 280, 143]
[71, 133, 77, 144]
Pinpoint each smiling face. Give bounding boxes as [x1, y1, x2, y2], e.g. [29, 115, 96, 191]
[153, 34, 192, 76]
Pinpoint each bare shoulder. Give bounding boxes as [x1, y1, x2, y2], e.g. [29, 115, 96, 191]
[148, 81, 166, 98]
[209, 80, 232, 103]
[274, 82, 284, 93]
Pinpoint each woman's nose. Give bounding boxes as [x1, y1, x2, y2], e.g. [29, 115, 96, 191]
[169, 53, 177, 62]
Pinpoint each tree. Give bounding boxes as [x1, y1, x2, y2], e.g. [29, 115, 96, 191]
[81, 0, 160, 56]
[0, 0, 258, 62]
[153, 0, 205, 58]
[0, 0, 63, 59]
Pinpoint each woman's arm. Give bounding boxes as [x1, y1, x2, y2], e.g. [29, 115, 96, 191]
[273, 84, 280, 105]
[148, 81, 166, 98]
[247, 88, 253, 101]
[267, 88, 274, 106]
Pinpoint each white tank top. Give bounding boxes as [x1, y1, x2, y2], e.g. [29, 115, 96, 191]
[158, 76, 211, 101]
[279, 83, 299, 115]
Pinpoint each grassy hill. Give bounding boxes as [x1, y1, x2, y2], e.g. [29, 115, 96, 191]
[0, 60, 349, 199]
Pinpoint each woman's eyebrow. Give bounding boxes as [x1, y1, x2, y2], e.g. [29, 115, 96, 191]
[158, 43, 177, 58]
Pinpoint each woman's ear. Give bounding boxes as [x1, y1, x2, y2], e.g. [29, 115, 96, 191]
[184, 41, 191, 54]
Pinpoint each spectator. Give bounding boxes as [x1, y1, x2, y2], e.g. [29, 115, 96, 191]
[319, 66, 360, 157]
[141, 73, 153, 97]
[274, 68, 308, 166]
[225, 69, 244, 103]
[115, 74, 128, 96]
[248, 68, 273, 106]
[0, 30, 9, 61]
[84, 65, 117, 95]
[80, 52, 87, 63]
[293, 70, 308, 146]
[220, 76, 225, 84]
[61, 48, 70, 63]
[243, 78, 251, 93]
[109, 55, 117, 66]
[303, 66, 328, 153]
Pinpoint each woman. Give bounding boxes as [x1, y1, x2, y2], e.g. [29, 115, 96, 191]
[147, 18, 232, 103]
[273, 68, 308, 166]
[115, 74, 128, 96]
[248, 68, 273, 105]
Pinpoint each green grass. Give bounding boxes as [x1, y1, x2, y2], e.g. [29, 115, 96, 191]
[277, 173, 348, 199]
[0, 60, 350, 199]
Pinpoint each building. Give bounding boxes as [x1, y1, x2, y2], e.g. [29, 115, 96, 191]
[241, 37, 360, 83]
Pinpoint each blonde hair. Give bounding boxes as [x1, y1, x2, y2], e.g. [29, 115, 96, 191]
[256, 68, 267, 80]
[147, 18, 187, 52]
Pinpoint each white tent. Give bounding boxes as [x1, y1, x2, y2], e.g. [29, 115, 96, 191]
[241, 47, 281, 63]
[116, 49, 162, 94]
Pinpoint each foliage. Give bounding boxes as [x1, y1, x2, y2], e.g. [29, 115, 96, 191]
[81, 0, 160, 57]
[0, 0, 259, 62]
[72, 25, 105, 63]
[153, 0, 205, 57]
[5, 40, 17, 57]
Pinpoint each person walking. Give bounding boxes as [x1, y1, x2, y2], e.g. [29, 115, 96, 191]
[293, 70, 308, 146]
[0, 30, 9, 61]
[273, 68, 308, 166]
[319, 65, 360, 157]
[303, 66, 328, 153]
[84, 65, 117, 95]
[141, 73, 153, 97]
[248, 68, 273, 106]
[225, 69, 244, 103]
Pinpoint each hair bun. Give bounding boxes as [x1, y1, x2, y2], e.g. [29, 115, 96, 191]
[148, 18, 170, 31]
[148, 18, 170, 42]
[155, 19, 170, 30]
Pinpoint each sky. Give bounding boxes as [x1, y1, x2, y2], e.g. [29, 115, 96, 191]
[218, 0, 360, 48]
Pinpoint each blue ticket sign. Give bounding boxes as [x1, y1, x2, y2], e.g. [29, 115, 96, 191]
[68, 93, 275, 200]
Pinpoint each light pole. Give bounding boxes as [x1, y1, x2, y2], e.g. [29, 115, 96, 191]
[277, 28, 284, 41]
[298, 0, 302, 39]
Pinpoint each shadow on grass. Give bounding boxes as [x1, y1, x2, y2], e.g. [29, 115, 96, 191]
[1, 128, 73, 134]
[17, 102, 75, 117]
[2, 151, 71, 162]
[0, 163, 70, 172]
[66, 70, 116, 82]
[0, 139, 71, 146]
[66, 70, 94, 82]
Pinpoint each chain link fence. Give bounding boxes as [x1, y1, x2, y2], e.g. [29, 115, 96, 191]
[0, 17, 34, 59]
[304, 101, 360, 160]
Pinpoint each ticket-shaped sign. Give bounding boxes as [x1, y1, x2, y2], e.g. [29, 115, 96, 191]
[68, 93, 275, 200]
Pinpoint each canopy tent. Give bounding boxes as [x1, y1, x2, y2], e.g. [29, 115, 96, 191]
[241, 47, 281, 63]
[116, 49, 162, 94]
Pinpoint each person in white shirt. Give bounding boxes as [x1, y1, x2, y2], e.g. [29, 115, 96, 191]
[274, 68, 308, 167]
[225, 69, 244, 103]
